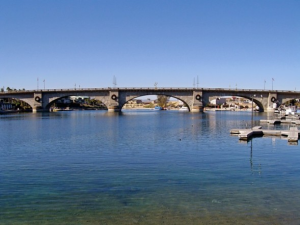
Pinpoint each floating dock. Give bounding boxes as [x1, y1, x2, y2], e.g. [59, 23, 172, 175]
[260, 115, 300, 125]
[230, 126, 299, 143]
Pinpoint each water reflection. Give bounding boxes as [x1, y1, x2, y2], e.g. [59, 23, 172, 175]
[249, 139, 263, 176]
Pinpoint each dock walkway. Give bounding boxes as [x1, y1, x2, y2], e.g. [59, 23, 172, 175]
[230, 126, 300, 143]
[260, 115, 300, 125]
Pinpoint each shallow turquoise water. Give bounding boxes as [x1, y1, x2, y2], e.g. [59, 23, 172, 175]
[1, 110, 300, 224]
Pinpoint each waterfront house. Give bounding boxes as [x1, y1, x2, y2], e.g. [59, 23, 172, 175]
[0, 100, 15, 110]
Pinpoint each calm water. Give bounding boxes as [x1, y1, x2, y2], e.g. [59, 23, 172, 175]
[1, 110, 300, 224]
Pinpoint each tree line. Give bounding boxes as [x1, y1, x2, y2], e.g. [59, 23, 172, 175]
[1, 87, 26, 92]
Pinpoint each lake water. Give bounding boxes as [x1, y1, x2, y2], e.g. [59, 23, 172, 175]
[1, 110, 300, 224]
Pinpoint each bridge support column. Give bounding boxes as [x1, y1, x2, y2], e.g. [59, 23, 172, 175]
[108, 90, 120, 112]
[191, 91, 204, 112]
[266, 92, 278, 112]
[32, 93, 46, 112]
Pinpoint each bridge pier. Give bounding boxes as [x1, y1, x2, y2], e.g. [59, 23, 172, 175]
[266, 92, 278, 112]
[266, 107, 275, 112]
[107, 91, 120, 112]
[107, 106, 121, 112]
[32, 107, 49, 113]
[191, 91, 203, 112]
[190, 105, 204, 112]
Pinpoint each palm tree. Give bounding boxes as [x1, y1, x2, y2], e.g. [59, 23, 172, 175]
[157, 95, 169, 108]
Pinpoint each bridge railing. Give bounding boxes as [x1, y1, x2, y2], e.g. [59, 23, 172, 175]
[0, 87, 299, 94]
[1, 87, 204, 93]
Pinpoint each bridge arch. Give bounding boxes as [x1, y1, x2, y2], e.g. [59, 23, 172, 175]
[202, 95, 265, 112]
[119, 93, 192, 111]
[45, 95, 109, 110]
[237, 95, 265, 112]
[203, 92, 269, 112]
[281, 98, 299, 105]
[0, 97, 33, 111]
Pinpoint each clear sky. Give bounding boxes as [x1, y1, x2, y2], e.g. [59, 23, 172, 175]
[1, 0, 299, 91]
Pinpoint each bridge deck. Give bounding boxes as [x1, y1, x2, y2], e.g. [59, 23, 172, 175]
[1, 87, 300, 95]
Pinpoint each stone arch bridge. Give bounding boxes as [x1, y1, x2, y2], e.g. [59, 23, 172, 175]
[0, 87, 299, 112]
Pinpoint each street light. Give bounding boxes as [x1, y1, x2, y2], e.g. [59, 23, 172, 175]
[251, 94, 256, 129]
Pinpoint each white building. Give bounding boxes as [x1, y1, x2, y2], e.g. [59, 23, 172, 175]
[0, 100, 14, 110]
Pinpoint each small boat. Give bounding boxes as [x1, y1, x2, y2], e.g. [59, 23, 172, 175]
[285, 106, 296, 115]
[179, 106, 188, 111]
[53, 108, 63, 112]
[52, 107, 73, 112]
[154, 106, 162, 110]
[64, 107, 73, 111]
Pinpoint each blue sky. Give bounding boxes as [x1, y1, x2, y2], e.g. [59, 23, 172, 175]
[1, 0, 299, 91]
